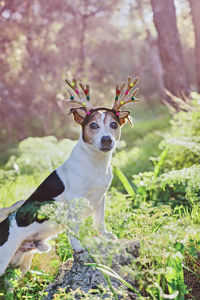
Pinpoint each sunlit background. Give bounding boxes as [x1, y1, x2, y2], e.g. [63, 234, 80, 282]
[0, 0, 198, 143]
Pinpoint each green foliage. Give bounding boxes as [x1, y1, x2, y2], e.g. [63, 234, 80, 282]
[50, 285, 119, 299]
[121, 104, 170, 150]
[133, 99, 200, 209]
[55, 233, 72, 262]
[165, 247, 186, 300]
[5, 136, 76, 174]
[153, 148, 169, 179]
[160, 96, 200, 171]
[168, 96, 200, 139]
[85, 262, 143, 299]
[2, 268, 53, 300]
[114, 167, 135, 200]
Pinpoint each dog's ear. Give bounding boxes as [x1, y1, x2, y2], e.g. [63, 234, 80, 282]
[69, 107, 87, 125]
[117, 111, 132, 126]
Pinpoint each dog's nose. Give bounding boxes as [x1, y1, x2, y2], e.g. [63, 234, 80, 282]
[101, 136, 112, 146]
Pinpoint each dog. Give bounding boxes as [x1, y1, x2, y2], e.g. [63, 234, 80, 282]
[0, 76, 139, 277]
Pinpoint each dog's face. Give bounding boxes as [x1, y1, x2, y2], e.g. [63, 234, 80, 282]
[83, 111, 120, 152]
[70, 108, 130, 153]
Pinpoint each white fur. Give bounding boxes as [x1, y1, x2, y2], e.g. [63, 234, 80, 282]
[89, 113, 116, 152]
[0, 113, 118, 276]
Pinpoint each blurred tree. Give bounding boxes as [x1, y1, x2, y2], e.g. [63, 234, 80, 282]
[145, 30, 166, 100]
[0, 0, 120, 142]
[74, 0, 116, 76]
[151, 0, 190, 100]
[134, 0, 171, 104]
[188, 0, 200, 92]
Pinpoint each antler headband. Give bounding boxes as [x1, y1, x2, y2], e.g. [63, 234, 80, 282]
[112, 76, 140, 111]
[65, 78, 92, 113]
[64, 76, 140, 121]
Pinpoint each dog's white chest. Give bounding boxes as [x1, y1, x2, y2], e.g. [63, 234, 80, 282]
[56, 139, 113, 209]
[84, 169, 112, 202]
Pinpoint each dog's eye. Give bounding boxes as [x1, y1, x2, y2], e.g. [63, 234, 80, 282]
[110, 121, 118, 129]
[89, 122, 99, 129]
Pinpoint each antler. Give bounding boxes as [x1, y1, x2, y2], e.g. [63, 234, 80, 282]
[112, 76, 140, 111]
[65, 78, 93, 111]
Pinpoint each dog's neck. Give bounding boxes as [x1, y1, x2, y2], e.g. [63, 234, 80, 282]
[71, 135, 113, 174]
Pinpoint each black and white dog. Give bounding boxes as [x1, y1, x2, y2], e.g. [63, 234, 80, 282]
[0, 76, 139, 277]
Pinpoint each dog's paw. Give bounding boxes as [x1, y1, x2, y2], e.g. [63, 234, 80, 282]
[73, 249, 89, 262]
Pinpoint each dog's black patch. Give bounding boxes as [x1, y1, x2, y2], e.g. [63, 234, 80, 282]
[0, 217, 10, 246]
[16, 171, 65, 227]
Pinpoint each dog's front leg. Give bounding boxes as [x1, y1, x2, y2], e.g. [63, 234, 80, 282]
[19, 252, 34, 276]
[93, 195, 117, 239]
[66, 195, 85, 253]
[69, 228, 85, 253]
[68, 219, 85, 252]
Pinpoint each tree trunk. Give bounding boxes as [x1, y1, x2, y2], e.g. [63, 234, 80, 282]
[188, 0, 200, 93]
[151, 0, 190, 99]
[145, 30, 169, 101]
[134, 2, 172, 104]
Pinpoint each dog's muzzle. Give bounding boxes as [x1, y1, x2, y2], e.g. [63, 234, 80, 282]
[100, 136, 113, 152]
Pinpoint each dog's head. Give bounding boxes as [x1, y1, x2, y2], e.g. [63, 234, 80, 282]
[65, 76, 140, 153]
[70, 107, 130, 152]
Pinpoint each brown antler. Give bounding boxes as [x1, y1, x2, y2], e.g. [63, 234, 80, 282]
[65, 78, 93, 111]
[112, 76, 140, 111]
